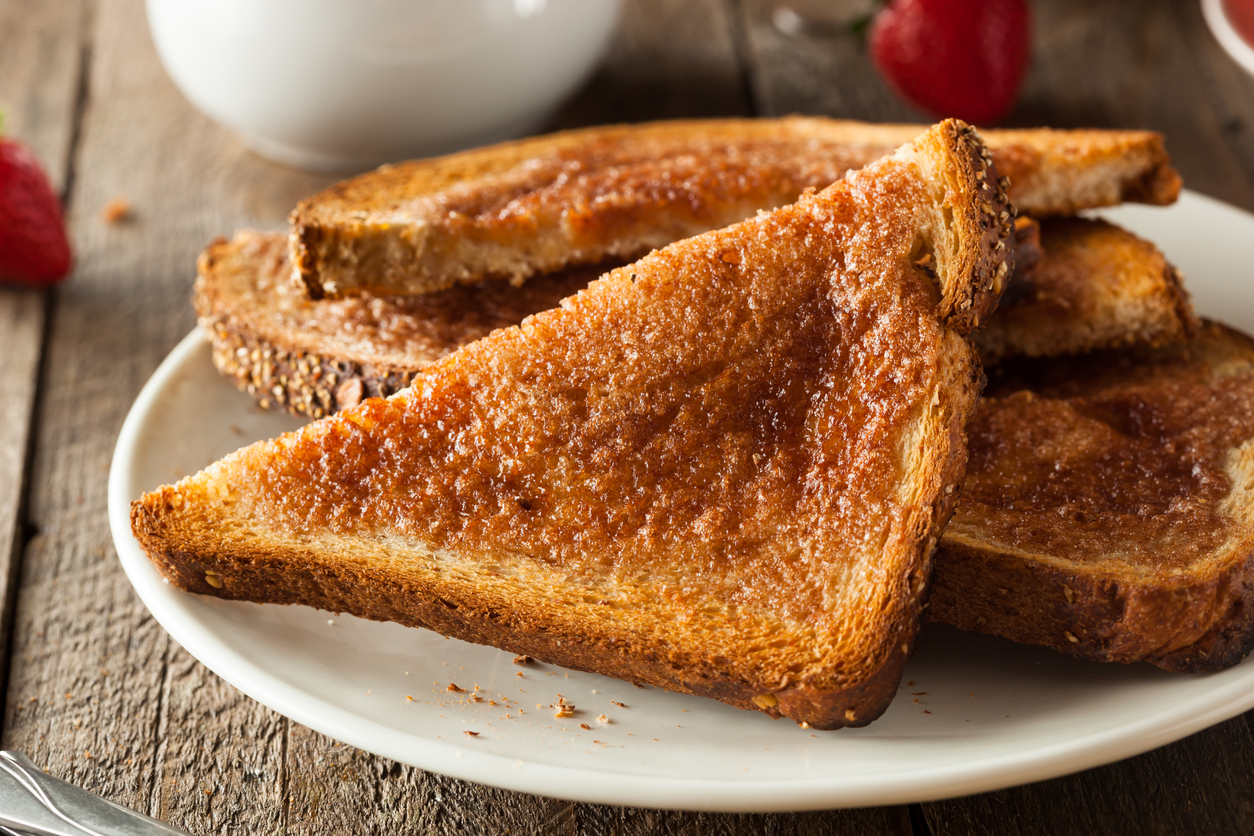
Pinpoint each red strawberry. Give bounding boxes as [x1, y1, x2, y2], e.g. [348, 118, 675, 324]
[869, 0, 1031, 126]
[0, 126, 72, 286]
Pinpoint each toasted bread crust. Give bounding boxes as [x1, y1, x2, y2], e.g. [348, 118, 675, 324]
[931, 322, 1254, 671]
[195, 231, 604, 418]
[136, 121, 1012, 728]
[205, 214, 1190, 420]
[973, 218, 1199, 362]
[290, 117, 1176, 299]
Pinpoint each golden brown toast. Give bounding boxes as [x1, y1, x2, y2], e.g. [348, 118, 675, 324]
[972, 217, 1198, 362]
[290, 117, 1178, 298]
[200, 216, 1187, 420]
[931, 321, 1254, 672]
[134, 121, 1014, 729]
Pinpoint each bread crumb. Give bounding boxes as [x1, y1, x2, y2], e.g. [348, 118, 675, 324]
[516, 672, 524, 677]
[405, 695, 413, 701]
[447, 683, 464, 692]
[100, 196, 131, 223]
[580, 723, 590, 730]
[597, 714, 609, 724]
[464, 731, 479, 737]
[513, 654, 533, 665]
[611, 700, 626, 708]
[923, 710, 931, 714]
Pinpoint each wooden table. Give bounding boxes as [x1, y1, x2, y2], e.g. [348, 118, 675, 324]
[4, 0, 1254, 832]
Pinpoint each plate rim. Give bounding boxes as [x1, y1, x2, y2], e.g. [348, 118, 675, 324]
[108, 189, 1254, 811]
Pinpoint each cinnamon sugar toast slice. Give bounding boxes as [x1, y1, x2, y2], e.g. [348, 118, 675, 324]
[198, 217, 1186, 420]
[932, 321, 1254, 672]
[291, 117, 1178, 298]
[972, 217, 1198, 363]
[133, 120, 1014, 729]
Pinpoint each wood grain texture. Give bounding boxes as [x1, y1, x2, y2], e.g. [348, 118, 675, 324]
[549, 0, 751, 127]
[0, 0, 89, 714]
[0, 0, 331, 829]
[922, 717, 1254, 836]
[0, 0, 90, 188]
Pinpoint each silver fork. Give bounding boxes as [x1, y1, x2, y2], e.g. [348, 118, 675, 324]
[0, 751, 189, 836]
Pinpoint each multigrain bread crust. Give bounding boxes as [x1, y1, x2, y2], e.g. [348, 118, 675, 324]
[973, 217, 1198, 362]
[290, 117, 1176, 298]
[931, 322, 1254, 672]
[134, 121, 1014, 729]
[195, 232, 608, 418]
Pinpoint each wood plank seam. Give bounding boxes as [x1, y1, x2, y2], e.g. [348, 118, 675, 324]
[0, 0, 97, 744]
[0, 289, 49, 733]
[144, 635, 172, 821]
[280, 715, 290, 834]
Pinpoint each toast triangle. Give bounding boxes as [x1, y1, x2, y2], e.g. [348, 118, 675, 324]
[133, 121, 1014, 729]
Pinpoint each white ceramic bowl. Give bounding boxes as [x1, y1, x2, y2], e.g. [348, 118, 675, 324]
[147, 0, 622, 171]
[1203, 0, 1254, 77]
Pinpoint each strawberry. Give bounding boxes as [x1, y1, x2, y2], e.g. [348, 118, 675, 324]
[869, 0, 1031, 126]
[0, 119, 72, 286]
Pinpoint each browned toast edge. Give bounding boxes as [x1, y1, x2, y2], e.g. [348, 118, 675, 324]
[929, 322, 1254, 672]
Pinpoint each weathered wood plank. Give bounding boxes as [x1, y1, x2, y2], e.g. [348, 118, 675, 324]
[0, 0, 331, 830]
[574, 803, 911, 835]
[923, 717, 1254, 836]
[154, 646, 288, 836]
[550, 0, 752, 126]
[0, 0, 89, 717]
[0, 288, 45, 708]
[0, 0, 88, 187]
[286, 723, 578, 835]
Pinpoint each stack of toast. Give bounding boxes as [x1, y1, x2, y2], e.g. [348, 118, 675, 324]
[131, 116, 1254, 730]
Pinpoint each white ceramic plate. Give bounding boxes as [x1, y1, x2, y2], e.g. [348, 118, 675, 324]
[108, 191, 1254, 812]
